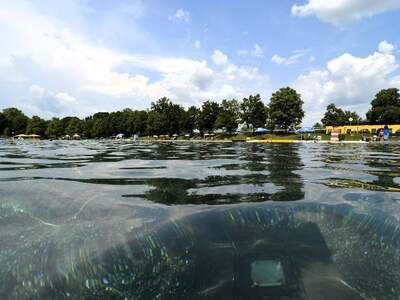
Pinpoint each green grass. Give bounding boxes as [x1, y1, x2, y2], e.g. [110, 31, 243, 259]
[139, 132, 400, 142]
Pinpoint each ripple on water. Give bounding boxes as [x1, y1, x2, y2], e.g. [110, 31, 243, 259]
[1, 140, 400, 299]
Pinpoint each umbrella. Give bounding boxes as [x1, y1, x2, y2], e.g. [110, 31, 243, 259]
[296, 127, 315, 133]
[254, 128, 271, 134]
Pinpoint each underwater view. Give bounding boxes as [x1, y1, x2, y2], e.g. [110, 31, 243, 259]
[1, 140, 400, 299]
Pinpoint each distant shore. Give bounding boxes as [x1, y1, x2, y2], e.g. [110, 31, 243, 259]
[137, 138, 381, 144]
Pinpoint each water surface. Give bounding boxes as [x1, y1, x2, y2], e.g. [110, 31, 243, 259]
[1, 140, 400, 299]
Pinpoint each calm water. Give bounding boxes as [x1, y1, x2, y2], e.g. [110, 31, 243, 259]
[1, 140, 400, 299]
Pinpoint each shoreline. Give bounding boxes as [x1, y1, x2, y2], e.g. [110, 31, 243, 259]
[5, 138, 393, 144]
[138, 139, 379, 144]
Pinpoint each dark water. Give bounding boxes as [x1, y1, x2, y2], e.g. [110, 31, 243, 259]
[1, 140, 400, 299]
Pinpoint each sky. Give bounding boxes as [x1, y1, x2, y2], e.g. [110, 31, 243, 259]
[0, 0, 400, 125]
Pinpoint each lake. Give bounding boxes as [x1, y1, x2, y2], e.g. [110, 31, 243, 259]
[1, 140, 400, 299]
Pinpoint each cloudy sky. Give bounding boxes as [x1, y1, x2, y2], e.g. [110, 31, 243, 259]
[1, 0, 400, 125]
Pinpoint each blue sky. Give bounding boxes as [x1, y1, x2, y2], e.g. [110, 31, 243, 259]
[1, 0, 400, 125]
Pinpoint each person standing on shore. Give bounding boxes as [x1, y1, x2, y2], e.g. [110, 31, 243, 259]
[383, 125, 390, 142]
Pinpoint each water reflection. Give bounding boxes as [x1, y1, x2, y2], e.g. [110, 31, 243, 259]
[266, 144, 304, 201]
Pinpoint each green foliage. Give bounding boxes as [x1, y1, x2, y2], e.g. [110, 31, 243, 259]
[126, 110, 148, 135]
[240, 94, 267, 129]
[46, 118, 64, 138]
[10, 88, 400, 140]
[0, 113, 7, 134]
[269, 87, 304, 130]
[215, 99, 240, 133]
[313, 122, 322, 129]
[64, 117, 83, 136]
[2, 107, 28, 135]
[182, 106, 200, 135]
[367, 88, 400, 124]
[198, 101, 220, 133]
[321, 103, 361, 126]
[26, 116, 47, 136]
[3, 128, 10, 137]
[148, 97, 185, 135]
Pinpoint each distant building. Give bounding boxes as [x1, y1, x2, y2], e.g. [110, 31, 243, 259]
[325, 124, 400, 135]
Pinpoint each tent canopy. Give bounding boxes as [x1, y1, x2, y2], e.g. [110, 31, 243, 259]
[296, 127, 315, 133]
[254, 128, 271, 133]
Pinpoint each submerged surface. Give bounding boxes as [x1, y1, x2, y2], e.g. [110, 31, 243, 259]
[1, 140, 400, 299]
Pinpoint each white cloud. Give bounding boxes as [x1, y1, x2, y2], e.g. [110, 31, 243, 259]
[237, 44, 265, 58]
[292, 0, 400, 26]
[24, 85, 83, 118]
[271, 50, 310, 66]
[271, 54, 286, 65]
[169, 9, 190, 23]
[194, 40, 201, 49]
[252, 44, 264, 58]
[0, 2, 271, 116]
[378, 40, 395, 54]
[211, 50, 229, 66]
[294, 41, 399, 125]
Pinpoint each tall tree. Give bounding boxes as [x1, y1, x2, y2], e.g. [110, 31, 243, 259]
[367, 88, 400, 124]
[198, 101, 220, 133]
[149, 97, 185, 135]
[322, 103, 361, 126]
[2, 107, 28, 135]
[321, 104, 345, 126]
[0, 112, 7, 135]
[89, 113, 110, 137]
[343, 110, 361, 125]
[146, 111, 164, 135]
[240, 94, 267, 129]
[46, 118, 64, 138]
[64, 117, 83, 136]
[182, 106, 200, 135]
[268, 87, 304, 130]
[215, 99, 240, 133]
[127, 110, 148, 136]
[26, 116, 47, 136]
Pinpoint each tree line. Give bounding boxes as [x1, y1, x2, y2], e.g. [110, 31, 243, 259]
[0, 87, 304, 138]
[319, 88, 400, 127]
[1, 87, 398, 139]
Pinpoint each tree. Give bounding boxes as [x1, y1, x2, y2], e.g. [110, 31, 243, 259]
[198, 101, 220, 133]
[215, 99, 240, 133]
[321, 104, 345, 126]
[146, 111, 164, 135]
[2, 107, 28, 135]
[148, 97, 185, 135]
[89, 113, 110, 138]
[268, 87, 304, 130]
[26, 116, 47, 136]
[343, 110, 361, 125]
[321, 103, 361, 126]
[126, 110, 148, 136]
[367, 88, 400, 124]
[0, 113, 7, 135]
[64, 117, 83, 136]
[182, 106, 200, 135]
[46, 118, 64, 138]
[240, 94, 267, 129]
[313, 122, 322, 129]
